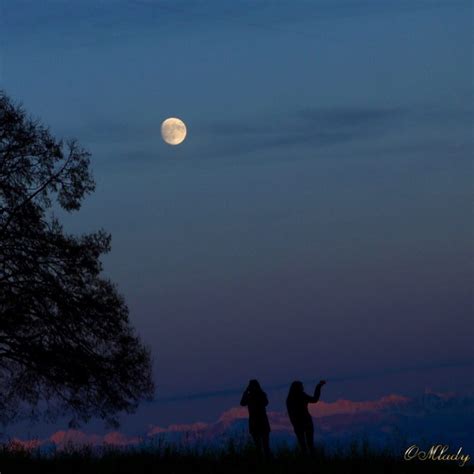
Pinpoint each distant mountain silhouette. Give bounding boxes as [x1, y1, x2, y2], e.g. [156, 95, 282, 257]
[9, 392, 474, 454]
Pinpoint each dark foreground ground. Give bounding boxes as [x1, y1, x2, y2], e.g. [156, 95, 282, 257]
[1, 442, 471, 474]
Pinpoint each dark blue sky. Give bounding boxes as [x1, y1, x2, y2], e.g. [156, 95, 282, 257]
[1, 0, 472, 431]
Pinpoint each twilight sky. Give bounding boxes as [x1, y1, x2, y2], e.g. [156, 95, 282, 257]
[1, 0, 472, 433]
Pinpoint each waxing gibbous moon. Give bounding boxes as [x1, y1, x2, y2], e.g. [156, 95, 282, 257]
[161, 117, 187, 145]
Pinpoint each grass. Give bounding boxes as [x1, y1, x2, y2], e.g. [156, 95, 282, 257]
[1, 439, 471, 474]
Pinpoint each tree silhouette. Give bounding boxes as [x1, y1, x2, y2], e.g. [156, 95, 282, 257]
[0, 92, 154, 427]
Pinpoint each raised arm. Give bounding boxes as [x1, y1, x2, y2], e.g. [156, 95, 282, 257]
[240, 388, 250, 406]
[305, 380, 326, 403]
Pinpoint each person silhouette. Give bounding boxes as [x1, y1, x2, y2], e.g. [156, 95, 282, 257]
[240, 379, 271, 458]
[286, 380, 326, 454]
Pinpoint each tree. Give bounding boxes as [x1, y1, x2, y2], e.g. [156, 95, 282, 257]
[0, 91, 154, 427]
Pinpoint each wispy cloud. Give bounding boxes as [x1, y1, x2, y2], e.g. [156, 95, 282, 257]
[73, 102, 471, 165]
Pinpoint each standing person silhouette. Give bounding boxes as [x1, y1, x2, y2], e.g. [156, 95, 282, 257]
[286, 380, 326, 454]
[240, 379, 271, 458]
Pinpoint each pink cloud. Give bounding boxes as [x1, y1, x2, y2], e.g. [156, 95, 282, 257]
[148, 422, 209, 436]
[143, 394, 412, 439]
[50, 429, 102, 447]
[9, 429, 141, 451]
[213, 393, 410, 432]
[218, 406, 247, 425]
[11, 392, 465, 450]
[7, 438, 43, 450]
[309, 394, 410, 417]
[103, 431, 140, 446]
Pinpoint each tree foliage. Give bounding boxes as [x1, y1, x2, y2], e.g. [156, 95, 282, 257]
[0, 92, 154, 427]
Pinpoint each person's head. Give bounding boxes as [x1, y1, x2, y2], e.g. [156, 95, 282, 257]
[288, 380, 304, 398]
[248, 379, 262, 392]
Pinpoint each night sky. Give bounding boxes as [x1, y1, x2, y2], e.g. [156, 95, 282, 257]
[1, 0, 472, 433]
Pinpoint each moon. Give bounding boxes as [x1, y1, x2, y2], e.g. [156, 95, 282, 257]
[161, 117, 187, 145]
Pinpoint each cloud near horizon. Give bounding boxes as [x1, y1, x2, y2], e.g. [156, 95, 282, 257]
[10, 391, 472, 451]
